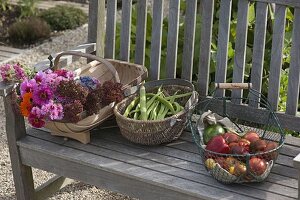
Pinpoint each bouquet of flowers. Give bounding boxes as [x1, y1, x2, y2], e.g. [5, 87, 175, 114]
[0, 63, 124, 128]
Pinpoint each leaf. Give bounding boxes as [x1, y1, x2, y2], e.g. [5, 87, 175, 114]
[248, 4, 255, 24]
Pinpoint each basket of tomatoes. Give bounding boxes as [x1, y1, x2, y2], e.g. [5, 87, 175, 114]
[189, 83, 285, 184]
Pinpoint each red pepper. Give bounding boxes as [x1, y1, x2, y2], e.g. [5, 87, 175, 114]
[206, 135, 230, 154]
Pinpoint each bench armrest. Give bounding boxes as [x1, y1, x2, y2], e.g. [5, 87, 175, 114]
[0, 81, 16, 97]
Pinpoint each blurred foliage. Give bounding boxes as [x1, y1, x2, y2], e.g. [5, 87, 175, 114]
[0, 0, 11, 11]
[39, 5, 87, 31]
[18, 0, 40, 18]
[8, 17, 50, 44]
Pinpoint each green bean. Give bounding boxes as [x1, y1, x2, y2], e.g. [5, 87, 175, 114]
[140, 84, 147, 120]
[164, 92, 192, 100]
[146, 91, 163, 109]
[123, 97, 140, 117]
[151, 101, 160, 120]
[173, 102, 184, 113]
[157, 104, 166, 120]
[147, 101, 158, 119]
[155, 96, 175, 114]
[133, 111, 139, 120]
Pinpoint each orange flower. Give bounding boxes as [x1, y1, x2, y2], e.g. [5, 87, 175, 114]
[20, 101, 32, 117]
[22, 92, 33, 104]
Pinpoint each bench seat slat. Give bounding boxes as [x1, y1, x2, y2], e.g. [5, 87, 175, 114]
[23, 128, 299, 199]
[19, 135, 260, 200]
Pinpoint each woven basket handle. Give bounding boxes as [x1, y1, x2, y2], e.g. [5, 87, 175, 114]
[53, 51, 120, 83]
[215, 83, 252, 90]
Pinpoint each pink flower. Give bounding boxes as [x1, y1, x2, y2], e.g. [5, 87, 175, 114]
[32, 85, 53, 106]
[28, 113, 45, 128]
[0, 64, 12, 81]
[13, 64, 26, 80]
[34, 71, 46, 84]
[30, 106, 44, 118]
[41, 101, 64, 120]
[20, 79, 37, 97]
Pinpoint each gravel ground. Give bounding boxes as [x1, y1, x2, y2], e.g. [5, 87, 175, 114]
[0, 24, 136, 200]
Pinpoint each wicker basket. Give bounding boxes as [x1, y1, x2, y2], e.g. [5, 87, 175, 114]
[44, 51, 148, 144]
[189, 83, 285, 184]
[114, 79, 198, 145]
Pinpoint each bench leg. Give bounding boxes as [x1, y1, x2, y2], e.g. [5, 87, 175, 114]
[4, 94, 35, 199]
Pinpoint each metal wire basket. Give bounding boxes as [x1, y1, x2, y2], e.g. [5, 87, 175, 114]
[189, 83, 285, 184]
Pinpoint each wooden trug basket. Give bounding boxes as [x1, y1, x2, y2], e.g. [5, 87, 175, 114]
[44, 51, 148, 144]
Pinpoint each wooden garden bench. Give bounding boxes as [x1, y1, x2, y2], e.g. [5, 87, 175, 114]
[2, 0, 300, 199]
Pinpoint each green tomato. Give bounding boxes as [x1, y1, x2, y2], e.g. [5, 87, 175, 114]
[203, 124, 225, 144]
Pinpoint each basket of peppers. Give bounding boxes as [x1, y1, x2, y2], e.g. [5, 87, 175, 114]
[114, 79, 198, 145]
[189, 83, 285, 183]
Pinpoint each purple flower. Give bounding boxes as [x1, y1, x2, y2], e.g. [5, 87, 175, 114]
[34, 71, 46, 84]
[79, 76, 100, 91]
[30, 106, 44, 118]
[13, 64, 26, 80]
[20, 79, 37, 97]
[41, 101, 64, 120]
[28, 113, 45, 128]
[0, 64, 12, 81]
[32, 85, 53, 106]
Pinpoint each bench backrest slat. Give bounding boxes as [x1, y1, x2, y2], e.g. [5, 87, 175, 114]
[120, 0, 133, 61]
[166, 0, 180, 79]
[181, 0, 197, 81]
[198, 0, 215, 96]
[248, 2, 268, 108]
[150, 0, 164, 80]
[286, 8, 300, 115]
[231, 0, 249, 104]
[134, 0, 148, 65]
[90, 0, 300, 131]
[267, 5, 286, 111]
[251, 0, 300, 8]
[105, 0, 117, 59]
[215, 0, 232, 97]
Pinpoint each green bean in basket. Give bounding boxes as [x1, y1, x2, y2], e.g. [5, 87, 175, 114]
[123, 86, 192, 120]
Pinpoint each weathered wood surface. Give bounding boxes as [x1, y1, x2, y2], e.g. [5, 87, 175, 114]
[16, 125, 299, 200]
[105, 0, 117, 59]
[166, 0, 180, 78]
[249, 2, 268, 108]
[181, 0, 197, 81]
[88, 0, 98, 43]
[150, 0, 164, 80]
[96, 0, 106, 57]
[286, 8, 300, 116]
[198, 0, 214, 96]
[250, 0, 300, 8]
[4, 93, 35, 200]
[215, 0, 232, 97]
[231, 0, 249, 103]
[134, 0, 148, 65]
[267, 5, 286, 111]
[120, 0, 132, 61]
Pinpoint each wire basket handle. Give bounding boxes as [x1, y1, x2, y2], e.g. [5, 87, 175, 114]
[53, 51, 120, 83]
[215, 83, 252, 90]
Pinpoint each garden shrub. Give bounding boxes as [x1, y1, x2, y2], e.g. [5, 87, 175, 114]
[39, 5, 87, 31]
[8, 17, 51, 44]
